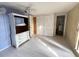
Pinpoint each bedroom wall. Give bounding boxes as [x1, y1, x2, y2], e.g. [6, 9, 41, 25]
[36, 14, 55, 36]
[65, 4, 79, 56]
[0, 14, 11, 51]
[0, 6, 25, 51]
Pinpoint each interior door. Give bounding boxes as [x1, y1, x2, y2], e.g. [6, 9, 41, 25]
[56, 15, 65, 36]
[33, 17, 37, 35]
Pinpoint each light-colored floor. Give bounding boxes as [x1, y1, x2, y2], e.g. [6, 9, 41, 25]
[0, 36, 75, 57]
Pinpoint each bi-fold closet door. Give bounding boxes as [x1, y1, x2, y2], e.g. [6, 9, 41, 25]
[0, 14, 11, 51]
[37, 15, 54, 36]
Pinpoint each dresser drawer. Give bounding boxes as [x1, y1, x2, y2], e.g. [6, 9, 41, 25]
[15, 31, 30, 47]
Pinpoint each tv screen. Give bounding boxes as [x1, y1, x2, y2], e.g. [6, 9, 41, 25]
[15, 17, 25, 26]
[14, 16, 29, 34]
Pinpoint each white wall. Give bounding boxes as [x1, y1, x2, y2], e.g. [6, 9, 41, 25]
[0, 15, 11, 51]
[0, 7, 25, 51]
[36, 14, 55, 36]
[29, 16, 34, 37]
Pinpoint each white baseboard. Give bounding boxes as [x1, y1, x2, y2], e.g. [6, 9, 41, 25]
[0, 44, 11, 52]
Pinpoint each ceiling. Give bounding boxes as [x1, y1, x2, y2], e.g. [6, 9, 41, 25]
[0, 2, 78, 15]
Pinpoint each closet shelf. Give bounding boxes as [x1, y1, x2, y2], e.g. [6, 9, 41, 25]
[16, 23, 26, 26]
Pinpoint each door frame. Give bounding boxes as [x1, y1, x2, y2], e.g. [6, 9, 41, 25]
[75, 23, 79, 53]
[33, 16, 37, 35]
[53, 13, 67, 36]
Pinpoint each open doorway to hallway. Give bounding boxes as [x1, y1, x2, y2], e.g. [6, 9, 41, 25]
[56, 15, 65, 36]
[55, 13, 67, 36]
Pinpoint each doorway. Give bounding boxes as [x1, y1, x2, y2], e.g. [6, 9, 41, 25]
[56, 15, 65, 36]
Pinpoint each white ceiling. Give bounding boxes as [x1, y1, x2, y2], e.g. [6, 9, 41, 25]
[0, 2, 78, 15]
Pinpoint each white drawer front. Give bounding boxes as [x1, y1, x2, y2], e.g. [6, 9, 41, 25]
[15, 31, 30, 47]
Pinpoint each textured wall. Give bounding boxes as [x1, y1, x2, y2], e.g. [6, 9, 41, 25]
[65, 4, 79, 49]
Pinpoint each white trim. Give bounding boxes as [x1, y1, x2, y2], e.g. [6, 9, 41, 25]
[54, 13, 67, 36]
[9, 13, 28, 18]
[75, 23, 79, 50]
[0, 45, 11, 52]
[76, 50, 79, 54]
[63, 14, 67, 36]
[53, 14, 57, 36]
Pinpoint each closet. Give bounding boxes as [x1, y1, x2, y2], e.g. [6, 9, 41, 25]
[9, 13, 30, 48]
[36, 15, 54, 36]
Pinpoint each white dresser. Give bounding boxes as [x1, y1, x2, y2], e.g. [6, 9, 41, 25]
[9, 13, 30, 48]
[16, 31, 30, 47]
